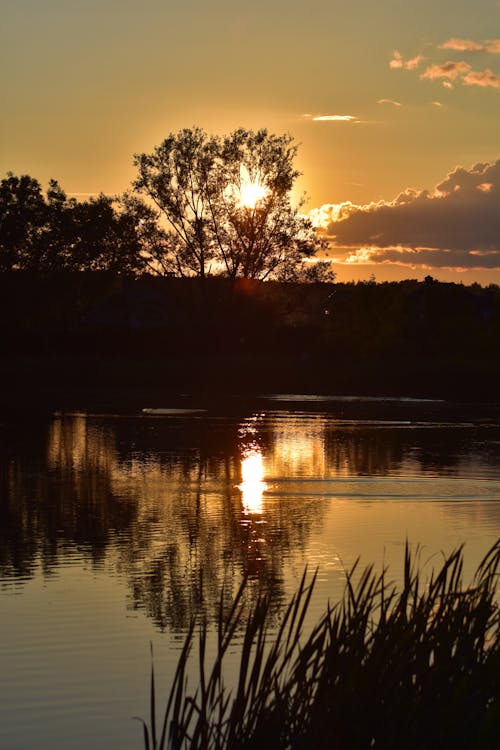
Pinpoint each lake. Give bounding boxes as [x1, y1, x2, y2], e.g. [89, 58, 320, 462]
[1, 395, 499, 749]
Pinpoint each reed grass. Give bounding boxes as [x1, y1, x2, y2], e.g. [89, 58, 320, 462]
[137, 542, 500, 749]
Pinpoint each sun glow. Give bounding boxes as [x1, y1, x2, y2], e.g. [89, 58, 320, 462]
[238, 451, 268, 514]
[239, 166, 268, 209]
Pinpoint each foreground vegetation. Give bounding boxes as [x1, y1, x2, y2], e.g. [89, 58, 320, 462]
[138, 543, 500, 750]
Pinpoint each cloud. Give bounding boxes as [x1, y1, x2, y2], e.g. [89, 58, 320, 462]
[420, 60, 500, 90]
[440, 38, 486, 52]
[310, 114, 359, 122]
[440, 38, 500, 53]
[400, 40, 500, 91]
[420, 60, 471, 81]
[339, 245, 500, 270]
[311, 161, 500, 270]
[463, 68, 500, 88]
[377, 98, 402, 106]
[486, 40, 500, 53]
[389, 50, 424, 70]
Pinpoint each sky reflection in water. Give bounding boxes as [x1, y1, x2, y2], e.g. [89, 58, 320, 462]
[1, 404, 500, 749]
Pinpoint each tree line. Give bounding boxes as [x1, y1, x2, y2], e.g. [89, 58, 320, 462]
[3, 272, 500, 396]
[0, 128, 334, 283]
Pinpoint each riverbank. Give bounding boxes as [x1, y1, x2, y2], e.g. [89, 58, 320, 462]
[2, 351, 500, 415]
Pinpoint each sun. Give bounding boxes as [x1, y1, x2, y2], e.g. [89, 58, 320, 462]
[239, 166, 268, 209]
[240, 180, 268, 209]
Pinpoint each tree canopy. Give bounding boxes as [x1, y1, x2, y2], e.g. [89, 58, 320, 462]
[1, 129, 334, 282]
[0, 173, 145, 275]
[132, 127, 330, 281]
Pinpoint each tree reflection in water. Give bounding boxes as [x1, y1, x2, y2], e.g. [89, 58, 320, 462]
[0, 413, 326, 628]
[0, 416, 137, 579]
[1, 409, 499, 630]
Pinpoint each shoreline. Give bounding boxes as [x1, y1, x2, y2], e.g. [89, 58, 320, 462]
[2, 353, 500, 414]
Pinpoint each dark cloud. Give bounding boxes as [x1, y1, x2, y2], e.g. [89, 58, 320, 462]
[314, 161, 500, 270]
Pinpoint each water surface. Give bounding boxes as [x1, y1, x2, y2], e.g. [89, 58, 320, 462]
[1, 397, 499, 749]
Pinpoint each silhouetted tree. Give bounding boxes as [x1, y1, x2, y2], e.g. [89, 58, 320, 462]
[0, 172, 146, 274]
[0, 173, 48, 271]
[294, 259, 336, 283]
[132, 127, 326, 281]
[70, 194, 146, 274]
[119, 193, 180, 276]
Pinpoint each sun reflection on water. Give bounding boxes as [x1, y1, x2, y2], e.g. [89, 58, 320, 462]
[238, 451, 268, 514]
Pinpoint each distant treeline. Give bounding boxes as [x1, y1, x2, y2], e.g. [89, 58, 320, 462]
[1, 273, 500, 401]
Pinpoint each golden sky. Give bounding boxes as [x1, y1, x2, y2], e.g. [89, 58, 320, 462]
[2, 0, 500, 283]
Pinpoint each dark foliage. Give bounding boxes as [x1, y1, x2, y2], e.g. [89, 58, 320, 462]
[138, 542, 500, 749]
[0, 173, 145, 274]
[132, 128, 328, 281]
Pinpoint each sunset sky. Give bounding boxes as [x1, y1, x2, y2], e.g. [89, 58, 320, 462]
[2, 0, 500, 283]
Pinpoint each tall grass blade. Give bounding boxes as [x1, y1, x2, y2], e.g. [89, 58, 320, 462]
[139, 541, 500, 750]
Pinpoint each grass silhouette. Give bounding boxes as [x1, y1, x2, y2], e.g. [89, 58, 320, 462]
[137, 542, 500, 749]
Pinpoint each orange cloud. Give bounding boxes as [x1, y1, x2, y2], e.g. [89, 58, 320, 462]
[485, 40, 500, 53]
[420, 61, 500, 89]
[311, 161, 500, 270]
[440, 38, 486, 52]
[393, 40, 500, 92]
[420, 61, 471, 81]
[389, 50, 424, 70]
[463, 68, 500, 88]
[440, 38, 500, 53]
[377, 98, 402, 106]
[414, 40, 500, 91]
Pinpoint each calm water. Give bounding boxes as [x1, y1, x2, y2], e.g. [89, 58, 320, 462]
[1, 396, 500, 749]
